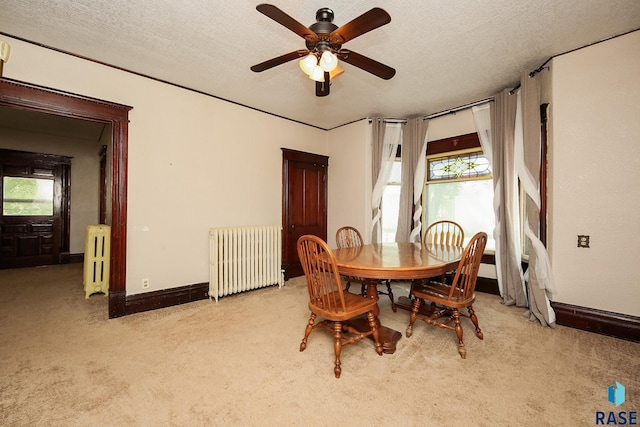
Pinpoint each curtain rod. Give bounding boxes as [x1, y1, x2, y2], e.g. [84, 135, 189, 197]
[423, 97, 494, 121]
[509, 58, 551, 95]
[367, 118, 407, 124]
[506, 28, 639, 95]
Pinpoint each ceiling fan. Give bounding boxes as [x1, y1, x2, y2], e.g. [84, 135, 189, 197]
[250, 4, 396, 97]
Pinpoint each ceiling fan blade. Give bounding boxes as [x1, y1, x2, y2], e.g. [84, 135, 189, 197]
[316, 72, 330, 97]
[338, 50, 396, 80]
[256, 4, 318, 43]
[329, 8, 391, 45]
[251, 50, 308, 72]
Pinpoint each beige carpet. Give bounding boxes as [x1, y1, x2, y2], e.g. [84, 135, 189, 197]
[1, 264, 638, 426]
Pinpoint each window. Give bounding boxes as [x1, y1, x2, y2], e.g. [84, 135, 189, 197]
[427, 152, 491, 181]
[2, 176, 54, 216]
[381, 159, 402, 242]
[423, 133, 495, 251]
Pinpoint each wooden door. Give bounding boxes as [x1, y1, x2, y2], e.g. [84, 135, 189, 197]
[0, 149, 71, 269]
[282, 149, 328, 279]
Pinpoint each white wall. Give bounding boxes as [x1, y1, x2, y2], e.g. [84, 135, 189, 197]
[3, 36, 327, 295]
[548, 31, 640, 316]
[427, 109, 477, 141]
[326, 119, 371, 246]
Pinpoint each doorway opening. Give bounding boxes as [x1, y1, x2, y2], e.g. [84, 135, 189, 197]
[0, 78, 132, 318]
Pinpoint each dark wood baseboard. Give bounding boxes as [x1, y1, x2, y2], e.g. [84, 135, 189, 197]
[60, 253, 83, 264]
[473, 279, 639, 342]
[552, 302, 640, 343]
[476, 277, 500, 295]
[69, 253, 84, 264]
[125, 282, 209, 315]
[470, 277, 639, 343]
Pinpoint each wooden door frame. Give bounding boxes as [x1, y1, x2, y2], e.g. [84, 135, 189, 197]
[0, 78, 132, 318]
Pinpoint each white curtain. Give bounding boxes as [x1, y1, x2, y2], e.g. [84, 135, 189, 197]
[473, 75, 555, 327]
[491, 89, 527, 307]
[516, 72, 556, 326]
[396, 118, 428, 243]
[411, 124, 429, 242]
[472, 103, 502, 292]
[472, 103, 493, 165]
[371, 120, 402, 243]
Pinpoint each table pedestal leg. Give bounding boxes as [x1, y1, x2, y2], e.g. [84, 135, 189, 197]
[346, 279, 402, 354]
[348, 317, 402, 354]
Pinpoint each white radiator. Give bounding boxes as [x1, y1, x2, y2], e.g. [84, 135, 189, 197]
[209, 225, 284, 303]
[83, 224, 110, 299]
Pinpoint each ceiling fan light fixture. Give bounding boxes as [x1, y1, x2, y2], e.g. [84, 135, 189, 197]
[309, 65, 325, 82]
[329, 64, 344, 80]
[319, 50, 338, 72]
[299, 53, 318, 75]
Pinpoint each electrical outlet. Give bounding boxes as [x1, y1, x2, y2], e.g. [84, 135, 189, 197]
[577, 235, 590, 248]
[142, 278, 150, 289]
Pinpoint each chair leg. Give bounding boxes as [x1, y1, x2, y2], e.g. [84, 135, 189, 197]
[406, 297, 422, 338]
[468, 305, 483, 340]
[333, 321, 343, 378]
[300, 313, 316, 352]
[452, 308, 466, 359]
[367, 311, 383, 356]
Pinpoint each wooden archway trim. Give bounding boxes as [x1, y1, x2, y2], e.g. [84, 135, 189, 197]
[0, 78, 132, 318]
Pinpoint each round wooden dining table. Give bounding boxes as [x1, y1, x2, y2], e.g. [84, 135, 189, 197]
[332, 242, 463, 354]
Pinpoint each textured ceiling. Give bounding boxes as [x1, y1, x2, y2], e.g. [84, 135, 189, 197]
[1, 1, 639, 130]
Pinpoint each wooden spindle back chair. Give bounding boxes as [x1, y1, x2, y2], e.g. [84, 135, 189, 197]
[423, 220, 465, 247]
[422, 220, 465, 286]
[406, 232, 487, 359]
[297, 235, 383, 378]
[335, 226, 364, 249]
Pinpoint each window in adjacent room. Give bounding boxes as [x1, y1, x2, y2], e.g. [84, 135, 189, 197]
[2, 176, 54, 216]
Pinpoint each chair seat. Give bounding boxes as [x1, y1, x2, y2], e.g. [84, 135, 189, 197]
[411, 281, 476, 308]
[309, 290, 378, 321]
